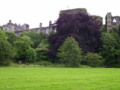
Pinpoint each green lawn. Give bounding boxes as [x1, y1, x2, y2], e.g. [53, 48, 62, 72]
[0, 67, 120, 90]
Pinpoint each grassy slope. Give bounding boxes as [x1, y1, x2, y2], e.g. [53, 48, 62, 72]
[0, 67, 120, 90]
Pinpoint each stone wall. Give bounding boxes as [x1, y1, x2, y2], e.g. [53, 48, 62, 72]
[60, 8, 87, 16]
[106, 13, 120, 32]
[3, 20, 29, 32]
[2, 20, 56, 36]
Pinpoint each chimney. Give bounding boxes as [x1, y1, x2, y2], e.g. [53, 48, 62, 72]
[9, 20, 12, 24]
[40, 23, 42, 29]
[49, 20, 52, 27]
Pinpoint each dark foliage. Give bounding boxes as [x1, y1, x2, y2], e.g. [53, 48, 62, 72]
[100, 31, 120, 67]
[48, 12, 102, 60]
[5, 31, 17, 44]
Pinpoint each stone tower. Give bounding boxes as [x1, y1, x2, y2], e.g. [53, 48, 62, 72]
[106, 13, 113, 32]
[8, 20, 12, 24]
[40, 23, 42, 29]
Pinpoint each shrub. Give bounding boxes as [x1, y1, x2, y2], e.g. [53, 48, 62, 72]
[26, 48, 36, 63]
[0, 59, 12, 66]
[57, 37, 83, 67]
[83, 53, 104, 67]
[36, 61, 53, 66]
[14, 36, 35, 63]
[36, 39, 49, 61]
[100, 32, 120, 67]
[0, 30, 16, 66]
[5, 31, 17, 44]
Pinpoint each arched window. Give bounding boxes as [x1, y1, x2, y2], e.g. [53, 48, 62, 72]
[113, 18, 117, 23]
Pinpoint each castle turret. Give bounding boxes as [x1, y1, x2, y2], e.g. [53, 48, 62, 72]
[9, 20, 12, 24]
[40, 23, 42, 29]
[106, 13, 113, 32]
[49, 20, 52, 27]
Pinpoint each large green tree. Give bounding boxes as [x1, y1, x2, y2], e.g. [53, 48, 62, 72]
[36, 39, 49, 61]
[57, 37, 82, 67]
[14, 36, 36, 63]
[5, 31, 17, 44]
[21, 31, 47, 48]
[0, 30, 16, 65]
[100, 31, 120, 67]
[26, 48, 36, 63]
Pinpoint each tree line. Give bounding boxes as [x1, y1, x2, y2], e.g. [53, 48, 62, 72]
[0, 12, 120, 67]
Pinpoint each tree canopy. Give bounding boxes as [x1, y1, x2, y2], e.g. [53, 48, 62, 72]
[57, 37, 82, 67]
[0, 30, 16, 65]
[100, 31, 120, 67]
[49, 12, 102, 59]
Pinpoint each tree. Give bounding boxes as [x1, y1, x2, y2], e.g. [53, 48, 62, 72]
[26, 48, 36, 63]
[83, 53, 104, 67]
[0, 30, 16, 65]
[20, 36, 34, 47]
[49, 12, 102, 60]
[100, 32, 120, 67]
[57, 37, 82, 67]
[36, 39, 49, 61]
[14, 36, 35, 63]
[21, 31, 47, 48]
[48, 30, 56, 35]
[5, 31, 17, 44]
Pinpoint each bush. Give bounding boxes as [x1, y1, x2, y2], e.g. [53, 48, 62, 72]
[35, 61, 53, 66]
[14, 36, 35, 63]
[83, 53, 104, 67]
[57, 37, 83, 67]
[0, 30, 16, 66]
[0, 59, 12, 66]
[79, 65, 91, 68]
[36, 39, 49, 61]
[5, 31, 17, 44]
[26, 48, 36, 63]
[100, 32, 120, 67]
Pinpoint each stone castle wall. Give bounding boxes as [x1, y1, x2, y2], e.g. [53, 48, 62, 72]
[106, 13, 120, 32]
[2, 20, 56, 35]
[2, 9, 120, 34]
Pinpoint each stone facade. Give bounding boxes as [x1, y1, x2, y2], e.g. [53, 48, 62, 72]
[3, 20, 29, 32]
[60, 8, 103, 25]
[3, 9, 120, 34]
[2, 20, 56, 35]
[30, 21, 56, 34]
[106, 13, 120, 32]
[60, 8, 87, 16]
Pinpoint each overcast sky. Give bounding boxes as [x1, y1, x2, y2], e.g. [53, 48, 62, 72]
[0, 0, 120, 28]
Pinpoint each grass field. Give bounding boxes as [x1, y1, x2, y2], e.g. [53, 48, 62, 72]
[0, 67, 120, 90]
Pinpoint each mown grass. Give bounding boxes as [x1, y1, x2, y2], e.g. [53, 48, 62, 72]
[0, 67, 120, 90]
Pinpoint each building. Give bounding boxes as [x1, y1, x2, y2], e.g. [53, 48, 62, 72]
[2, 20, 56, 35]
[3, 9, 120, 34]
[3, 20, 29, 32]
[106, 13, 120, 32]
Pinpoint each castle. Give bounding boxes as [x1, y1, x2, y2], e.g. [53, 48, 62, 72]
[2, 9, 120, 34]
[2, 20, 56, 35]
[60, 9, 120, 32]
[3, 20, 29, 32]
[106, 13, 120, 32]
